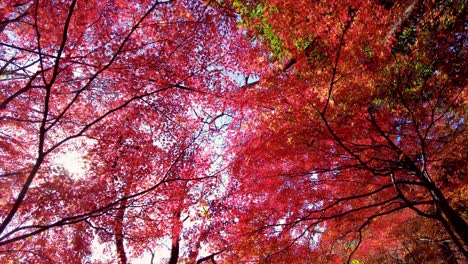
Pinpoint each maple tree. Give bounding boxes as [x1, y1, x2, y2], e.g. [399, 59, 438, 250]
[219, 0, 467, 263]
[0, 0, 254, 262]
[0, 0, 466, 263]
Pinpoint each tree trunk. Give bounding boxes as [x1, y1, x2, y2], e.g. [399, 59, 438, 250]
[115, 198, 128, 264]
[169, 211, 182, 264]
[169, 235, 180, 264]
[431, 184, 468, 252]
[401, 158, 467, 255]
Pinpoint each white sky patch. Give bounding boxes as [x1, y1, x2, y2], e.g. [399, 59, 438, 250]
[53, 150, 88, 179]
[91, 237, 115, 263]
[128, 237, 172, 263]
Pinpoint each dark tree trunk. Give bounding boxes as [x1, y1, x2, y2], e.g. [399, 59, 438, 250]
[431, 185, 468, 256]
[433, 186, 468, 244]
[115, 198, 128, 264]
[169, 211, 182, 264]
[169, 235, 180, 264]
[401, 157, 467, 253]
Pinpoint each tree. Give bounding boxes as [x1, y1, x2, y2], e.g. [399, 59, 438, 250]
[221, 0, 467, 262]
[0, 0, 253, 262]
[1, 0, 466, 263]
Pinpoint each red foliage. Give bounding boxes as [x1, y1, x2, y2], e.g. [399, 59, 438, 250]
[0, 0, 466, 263]
[220, 0, 467, 262]
[0, 0, 253, 262]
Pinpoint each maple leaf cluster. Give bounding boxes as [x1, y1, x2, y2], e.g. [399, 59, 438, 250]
[0, 0, 466, 263]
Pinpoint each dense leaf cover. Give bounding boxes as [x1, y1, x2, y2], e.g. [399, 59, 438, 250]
[0, 0, 466, 263]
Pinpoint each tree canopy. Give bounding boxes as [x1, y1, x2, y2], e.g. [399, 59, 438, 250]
[0, 0, 466, 263]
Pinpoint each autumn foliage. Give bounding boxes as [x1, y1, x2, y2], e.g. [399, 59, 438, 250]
[0, 0, 466, 263]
